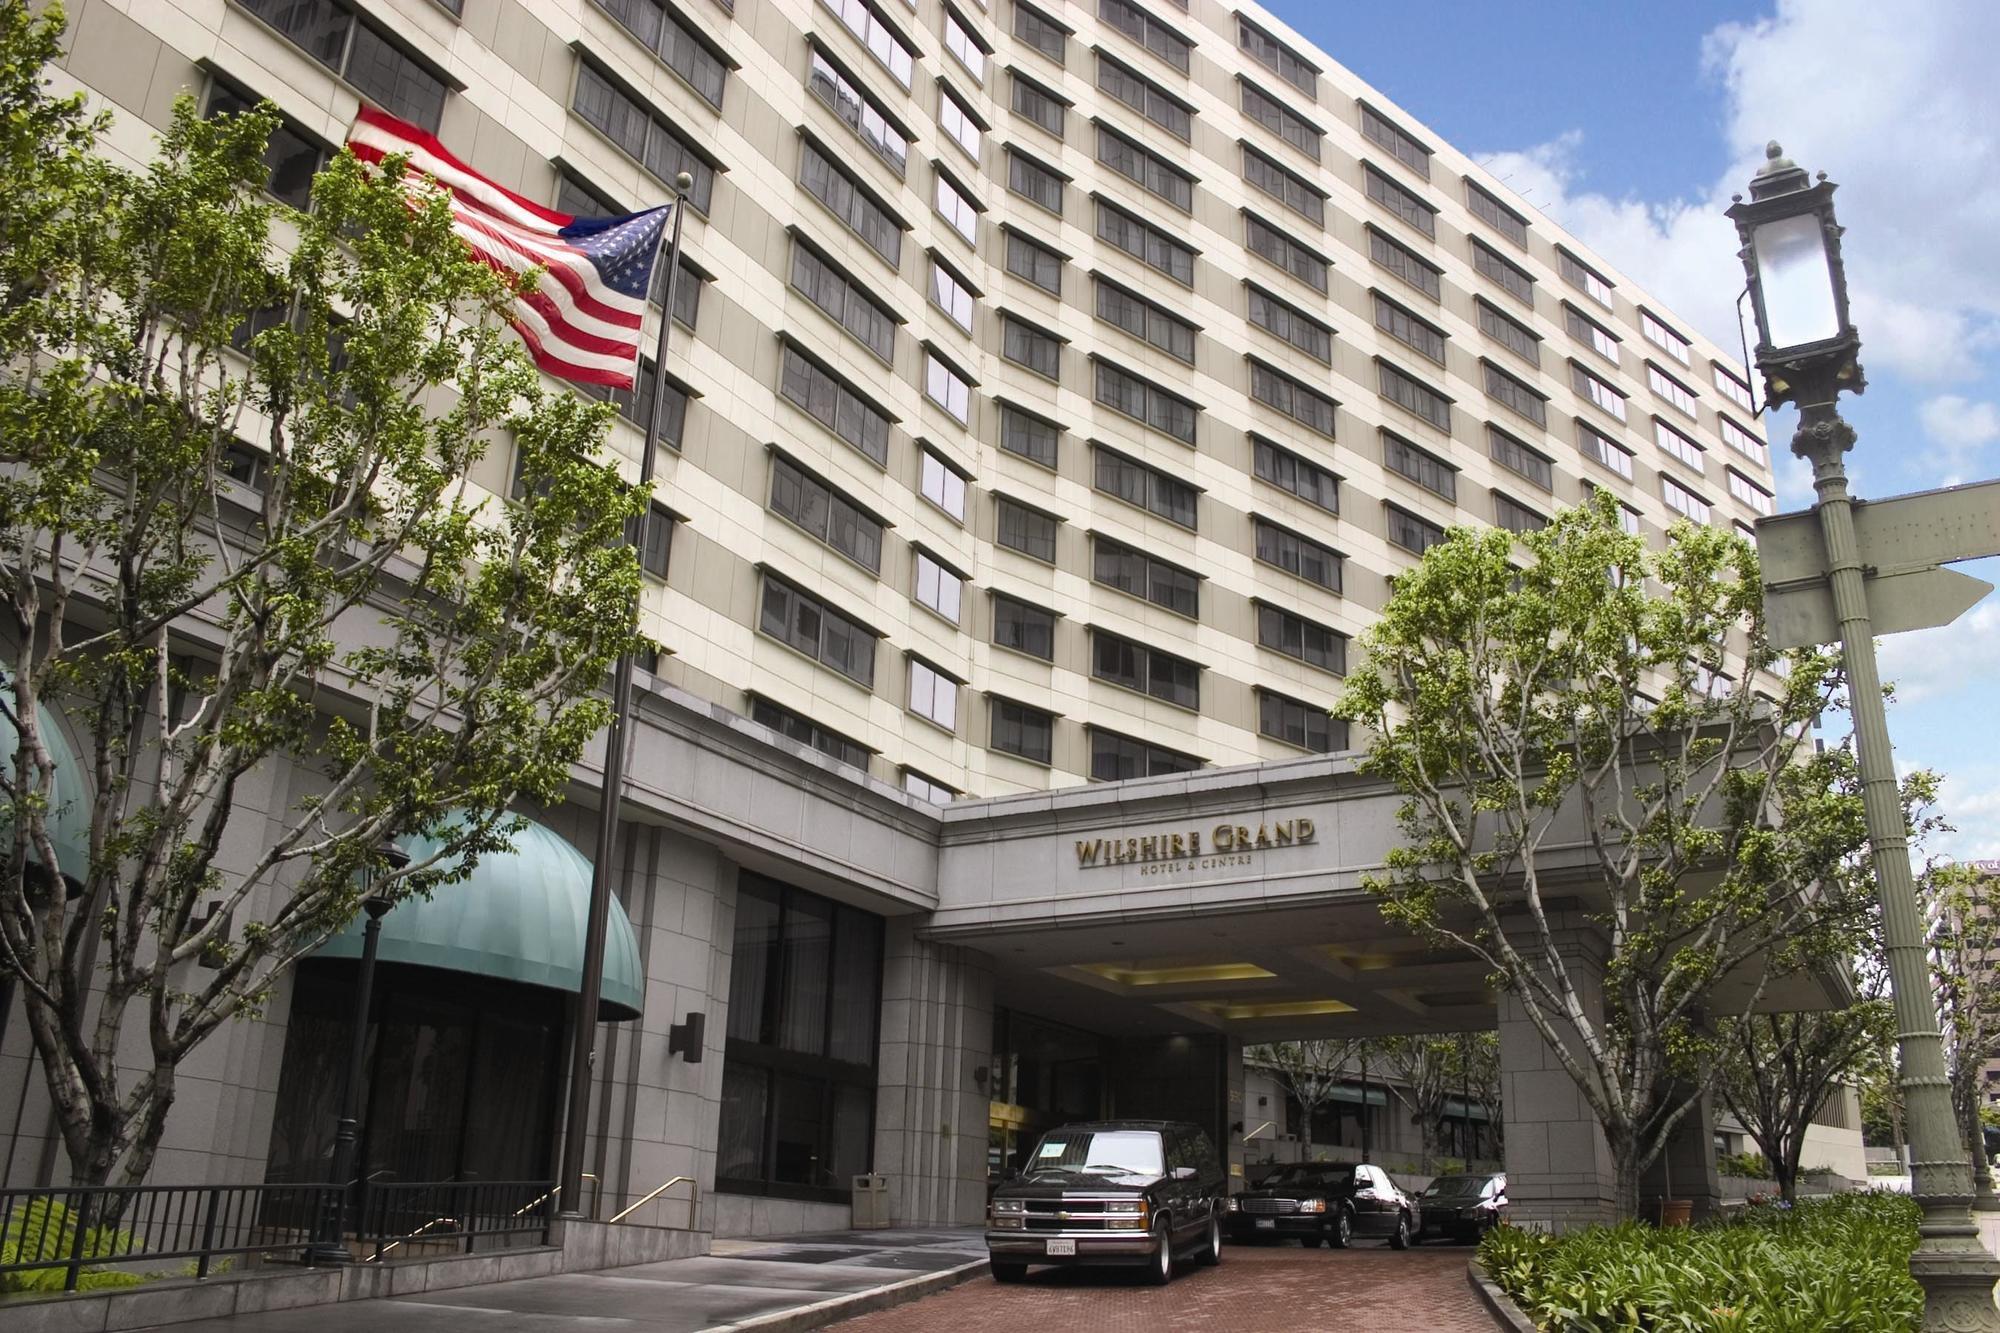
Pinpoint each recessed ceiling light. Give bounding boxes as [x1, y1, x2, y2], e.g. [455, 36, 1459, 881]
[1077, 961, 1279, 987]
[1195, 998, 1357, 1021]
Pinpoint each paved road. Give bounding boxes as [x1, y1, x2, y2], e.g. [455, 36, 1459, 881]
[832, 1238, 1499, 1333]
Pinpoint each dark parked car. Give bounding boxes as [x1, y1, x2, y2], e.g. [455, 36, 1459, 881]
[985, 1120, 1228, 1285]
[1225, 1162, 1419, 1249]
[1415, 1171, 1507, 1243]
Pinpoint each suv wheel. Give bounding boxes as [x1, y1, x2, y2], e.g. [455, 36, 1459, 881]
[1330, 1206, 1354, 1249]
[990, 1260, 1027, 1283]
[1389, 1213, 1411, 1251]
[1144, 1216, 1174, 1285]
[1196, 1213, 1221, 1267]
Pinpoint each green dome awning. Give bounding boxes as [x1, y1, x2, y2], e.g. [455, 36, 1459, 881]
[0, 694, 89, 892]
[318, 813, 645, 1021]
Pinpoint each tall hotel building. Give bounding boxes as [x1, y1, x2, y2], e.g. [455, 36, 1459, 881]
[2, 0, 1781, 1237]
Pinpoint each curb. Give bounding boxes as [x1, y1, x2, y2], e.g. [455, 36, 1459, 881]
[1466, 1259, 1539, 1333]
[710, 1257, 988, 1332]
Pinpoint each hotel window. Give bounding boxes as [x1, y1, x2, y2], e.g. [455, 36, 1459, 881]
[1093, 535, 1199, 617]
[1094, 445, 1197, 528]
[1101, 198, 1195, 286]
[1477, 298, 1539, 368]
[1014, 0, 1067, 63]
[1713, 364, 1756, 412]
[1386, 504, 1446, 555]
[925, 348, 972, 423]
[943, 7, 986, 81]
[1662, 476, 1711, 524]
[1252, 359, 1338, 438]
[1727, 468, 1776, 517]
[1559, 248, 1614, 308]
[1359, 102, 1430, 179]
[818, 0, 915, 87]
[1010, 70, 1065, 136]
[800, 139, 900, 264]
[1237, 16, 1317, 96]
[995, 495, 1059, 561]
[639, 503, 675, 578]
[1378, 359, 1452, 432]
[1655, 417, 1705, 473]
[1577, 418, 1634, 479]
[1091, 730, 1200, 781]
[935, 167, 980, 243]
[1571, 362, 1626, 423]
[1247, 213, 1329, 293]
[1000, 402, 1060, 467]
[907, 656, 958, 729]
[1364, 164, 1436, 238]
[1383, 431, 1456, 501]
[1097, 52, 1191, 140]
[808, 48, 908, 176]
[1718, 414, 1768, 466]
[1241, 79, 1320, 160]
[596, 0, 727, 107]
[1648, 363, 1700, 418]
[1565, 303, 1620, 365]
[903, 769, 955, 804]
[1100, 0, 1190, 73]
[240, 0, 447, 130]
[938, 84, 982, 158]
[770, 454, 885, 572]
[1374, 293, 1445, 365]
[1095, 360, 1197, 445]
[752, 698, 873, 772]
[1472, 237, 1534, 305]
[1492, 491, 1546, 535]
[992, 592, 1056, 659]
[1488, 426, 1553, 491]
[573, 63, 716, 212]
[1001, 314, 1062, 379]
[919, 447, 968, 520]
[1465, 179, 1527, 248]
[1370, 228, 1441, 301]
[1641, 310, 1692, 366]
[1091, 629, 1199, 709]
[205, 82, 330, 211]
[1096, 122, 1193, 212]
[579, 356, 685, 443]
[989, 696, 1055, 763]
[781, 344, 890, 464]
[792, 240, 896, 362]
[1253, 435, 1339, 513]
[1251, 286, 1333, 363]
[1257, 604, 1347, 673]
[1259, 689, 1344, 753]
[1095, 277, 1196, 363]
[720, 873, 883, 1202]
[1245, 145, 1325, 227]
[1007, 147, 1065, 214]
[929, 255, 974, 331]
[759, 575, 877, 687]
[1005, 229, 1064, 294]
[1255, 518, 1342, 593]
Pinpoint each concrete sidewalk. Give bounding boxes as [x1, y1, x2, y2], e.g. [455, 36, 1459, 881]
[132, 1229, 989, 1333]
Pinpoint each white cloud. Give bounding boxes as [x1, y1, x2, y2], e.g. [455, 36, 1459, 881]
[1933, 770, 2000, 862]
[1917, 394, 2000, 483]
[1877, 597, 2000, 706]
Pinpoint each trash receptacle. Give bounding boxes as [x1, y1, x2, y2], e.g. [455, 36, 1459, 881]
[852, 1173, 889, 1229]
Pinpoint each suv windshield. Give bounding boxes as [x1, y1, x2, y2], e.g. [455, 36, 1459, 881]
[1028, 1129, 1164, 1177]
[1423, 1175, 1488, 1198]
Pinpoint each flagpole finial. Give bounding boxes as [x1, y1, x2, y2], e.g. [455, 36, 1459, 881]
[674, 172, 693, 194]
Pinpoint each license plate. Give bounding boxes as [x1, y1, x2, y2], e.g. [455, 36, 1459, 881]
[1045, 1238, 1076, 1256]
[1254, 1218, 1276, 1230]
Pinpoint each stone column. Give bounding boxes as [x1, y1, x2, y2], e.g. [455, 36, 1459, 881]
[874, 921, 993, 1228]
[1640, 1080, 1722, 1223]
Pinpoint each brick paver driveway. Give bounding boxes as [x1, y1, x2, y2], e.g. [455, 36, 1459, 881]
[833, 1239, 1498, 1332]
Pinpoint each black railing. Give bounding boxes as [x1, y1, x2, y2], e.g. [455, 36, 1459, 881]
[0, 1177, 555, 1292]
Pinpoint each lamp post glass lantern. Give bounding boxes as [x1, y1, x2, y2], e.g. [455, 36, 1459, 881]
[1729, 146, 2000, 1329]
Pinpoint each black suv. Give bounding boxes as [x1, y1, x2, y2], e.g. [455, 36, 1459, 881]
[1415, 1171, 1507, 1242]
[985, 1120, 1227, 1285]
[1225, 1162, 1420, 1249]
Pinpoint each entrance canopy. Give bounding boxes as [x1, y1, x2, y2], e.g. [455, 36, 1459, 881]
[319, 813, 645, 1020]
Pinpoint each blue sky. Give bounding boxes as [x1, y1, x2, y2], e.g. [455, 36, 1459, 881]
[1265, 0, 2000, 859]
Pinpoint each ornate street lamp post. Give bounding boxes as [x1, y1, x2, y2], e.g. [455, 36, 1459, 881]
[305, 840, 412, 1267]
[1729, 143, 2000, 1328]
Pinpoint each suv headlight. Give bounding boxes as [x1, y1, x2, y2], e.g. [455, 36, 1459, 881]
[991, 1199, 1027, 1214]
[1296, 1198, 1327, 1214]
[990, 1198, 1026, 1229]
[1102, 1199, 1149, 1230]
[1225, 1196, 1239, 1212]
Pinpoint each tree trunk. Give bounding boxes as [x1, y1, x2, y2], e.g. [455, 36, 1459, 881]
[1773, 1157, 1799, 1203]
[1614, 1148, 1642, 1223]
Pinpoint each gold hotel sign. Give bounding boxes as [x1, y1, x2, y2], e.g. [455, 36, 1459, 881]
[1074, 816, 1317, 876]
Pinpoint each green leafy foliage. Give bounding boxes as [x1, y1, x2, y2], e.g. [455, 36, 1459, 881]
[0, 1198, 145, 1292]
[1479, 1193, 1923, 1332]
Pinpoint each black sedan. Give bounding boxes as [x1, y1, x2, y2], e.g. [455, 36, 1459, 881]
[1226, 1162, 1419, 1249]
[1414, 1171, 1507, 1243]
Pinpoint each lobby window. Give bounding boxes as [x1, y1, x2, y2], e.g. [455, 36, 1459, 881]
[1094, 444, 1197, 528]
[1383, 431, 1456, 501]
[1559, 247, 1614, 308]
[943, 7, 987, 81]
[1465, 179, 1527, 248]
[990, 696, 1055, 764]
[781, 343, 890, 464]
[903, 768, 956, 804]
[1718, 415, 1768, 466]
[1476, 299, 1539, 368]
[808, 48, 908, 177]
[992, 592, 1057, 660]
[1011, 70, 1065, 137]
[239, 0, 447, 131]
[1000, 402, 1060, 468]
[1014, 0, 1067, 63]
[1251, 359, 1338, 438]
[1095, 359, 1197, 445]
[1091, 629, 1199, 709]
[1565, 303, 1621, 365]
[1359, 102, 1430, 180]
[770, 456, 885, 573]
[792, 239, 896, 363]
[907, 655, 958, 729]
[1363, 164, 1435, 238]
[919, 447, 968, 521]
[1378, 359, 1452, 433]
[1648, 363, 1700, 418]
[573, 62, 715, 212]
[1007, 147, 1065, 215]
[1572, 362, 1628, 423]
[1095, 122, 1193, 213]
[1099, 0, 1190, 73]
[1093, 535, 1199, 617]
[1245, 144, 1325, 228]
[205, 82, 330, 211]
[1255, 518, 1341, 593]
[1095, 277, 1196, 364]
[938, 84, 982, 159]
[1662, 476, 1712, 524]
[1259, 689, 1345, 753]
[1100, 198, 1195, 286]
[926, 348, 973, 423]
[1488, 426, 1553, 491]
[1005, 229, 1064, 294]
[1485, 361, 1549, 428]
[935, 166, 981, 244]
[929, 254, 975, 331]
[914, 550, 964, 623]
[1641, 310, 1693, 366]
[1238, 15, 1316, 97]
[1375, 293, 1445, 366]
[1369, 227, 1440, 302]
[1492, 491, 1546, 535]
[720, 874, 883, 1202]
[1577, 418, 1634, 480]
[1002, 313, 1062, 379]
[595, 0, 728, 107]
[1713, 364, 1756, 413]
[995, 495, 1059, 561]
[800, 139, 901, 264]
[1256, 604, 1347, 673]
[1655, 417, 1705, 473]
[759, 574, 878, 687]
[1097, 52, 1191, 140]
[751, 697, 873, 771]
[1241, 78, 1320, 160]
[1090, 729, 1200, 781]
[1472, 238, 1534, 305]
[1251, 285, 1332, 363]
[1253, 435, 1338, 513]
[819, 0, 915, 87]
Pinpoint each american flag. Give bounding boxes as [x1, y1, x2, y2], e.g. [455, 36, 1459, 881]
[346, 107, 671, 389]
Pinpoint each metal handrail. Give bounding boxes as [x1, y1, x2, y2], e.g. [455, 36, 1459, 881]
[369, 1213, 459, 1261]
[608, 1175, 699, 1230]
[513, 1174, 598, 1221]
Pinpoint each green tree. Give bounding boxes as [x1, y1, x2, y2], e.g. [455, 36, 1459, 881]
[0, 3, 644, 1195]
[1926, 858, 2000, 1197]
[1253, 1039, 1370, 1161]
[1376, 1035, 1455, 1171]
[1335, 490, 1871, 1219]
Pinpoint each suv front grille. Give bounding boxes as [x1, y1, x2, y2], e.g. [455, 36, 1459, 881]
[1021, 1197, 1131, 1232]
[1240, 1197, 1298, 1215]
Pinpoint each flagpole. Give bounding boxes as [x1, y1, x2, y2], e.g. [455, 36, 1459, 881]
[559, 172, 691, 1219]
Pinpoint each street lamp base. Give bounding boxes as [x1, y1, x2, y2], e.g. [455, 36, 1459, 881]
[1912, 1220, 2000, 1331]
